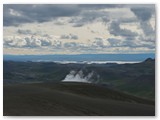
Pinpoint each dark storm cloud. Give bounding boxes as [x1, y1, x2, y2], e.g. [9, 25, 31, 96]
[71, 11, 109, 27]
[78, 4, 123, 9]
[3, 6, 33, 26]
[109, 21, 138, 37]
[130, 7, 154, 21]
[3, 4, 80, 26]
[118, 18, 137, 23]
[3, 4, 123, 26]
[130, 6, 155, 36]
[140, 22, 155, 35]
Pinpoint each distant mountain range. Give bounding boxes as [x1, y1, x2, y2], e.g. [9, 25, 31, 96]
[3, 53, 155, 62]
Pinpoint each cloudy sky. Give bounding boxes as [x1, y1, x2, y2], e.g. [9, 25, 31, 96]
[3, 4, 155, 55]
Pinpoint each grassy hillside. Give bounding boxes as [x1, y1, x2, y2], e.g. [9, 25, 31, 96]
[3, 82, 155, 116]
[3, 59, 155, 99]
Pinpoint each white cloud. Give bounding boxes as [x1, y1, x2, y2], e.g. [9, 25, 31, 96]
[9, 9, 21, 17]
[92, 37, 110, 48]
[4, 36, 54, 48]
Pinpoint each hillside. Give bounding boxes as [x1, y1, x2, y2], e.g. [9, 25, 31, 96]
[3, 82, 155, 116]
[3, 58, 155, 99]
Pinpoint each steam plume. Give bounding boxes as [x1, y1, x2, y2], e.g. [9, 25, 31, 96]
[62, 70, 99, 83]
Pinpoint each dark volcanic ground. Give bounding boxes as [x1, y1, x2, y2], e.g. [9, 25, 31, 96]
[3, 82, 155, 116]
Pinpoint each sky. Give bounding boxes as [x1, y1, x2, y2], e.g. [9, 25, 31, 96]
[3, 4, 156, 55]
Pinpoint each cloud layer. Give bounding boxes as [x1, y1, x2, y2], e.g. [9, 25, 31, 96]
[3, 4, 156, 54]
[4, 4, 81, 26]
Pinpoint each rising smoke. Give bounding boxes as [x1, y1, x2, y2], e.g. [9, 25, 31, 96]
[62, 70, 100, 83]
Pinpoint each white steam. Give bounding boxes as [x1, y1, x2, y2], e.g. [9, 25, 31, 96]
[62, 70, 95, 83]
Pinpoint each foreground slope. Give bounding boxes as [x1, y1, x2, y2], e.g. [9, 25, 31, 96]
[4, 82, 155, 116]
